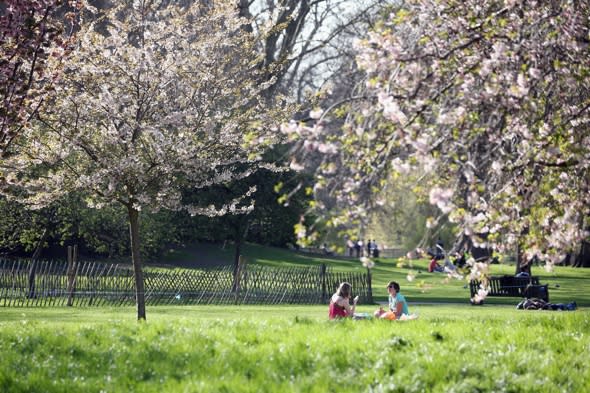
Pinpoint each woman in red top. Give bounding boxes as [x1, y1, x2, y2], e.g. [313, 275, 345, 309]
[328, 282, 358, 319]
[428, 258, 444, 273]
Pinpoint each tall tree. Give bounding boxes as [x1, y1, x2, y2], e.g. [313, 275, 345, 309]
[2, 1, 290, 320]
[241, 0, 395, 102]
[0, 0, 80, 154]
[288, 0, 590, 269]
[237, 0, 397, 245]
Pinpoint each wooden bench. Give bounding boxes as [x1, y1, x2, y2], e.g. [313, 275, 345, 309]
[470, 275, 549, 302]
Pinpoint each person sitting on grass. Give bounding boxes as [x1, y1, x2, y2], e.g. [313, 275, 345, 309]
[428, 257, 444, 273]
[328, 282, 359, 319]
[374, 281, 409, 320]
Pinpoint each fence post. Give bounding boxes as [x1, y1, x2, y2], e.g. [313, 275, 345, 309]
[66, 245, 78, 306]
[366, 267, 373, 304]
[234, 255, 246, 304]
[320, 264, 327, 303]
[27, 259, 36, 299]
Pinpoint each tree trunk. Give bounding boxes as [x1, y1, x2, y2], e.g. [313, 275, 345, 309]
[453, 234, 491, 261]
[128, 206, 146, 321]
[515, 243, 532, 275]
[66, 244, 78, 306]
[232, 218, 250, 292]
[28, 227, 49, 298]
[232, 238, 242, 292]
[573, 240, 590, 268]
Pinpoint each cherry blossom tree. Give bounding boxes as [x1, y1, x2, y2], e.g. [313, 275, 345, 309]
[0, 0, 80, 154]
[2, 1, 291, 320]
[289, 0, 590, 274]
[234, 0, 397, 248]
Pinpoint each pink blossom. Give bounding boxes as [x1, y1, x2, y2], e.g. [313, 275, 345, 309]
[378, 92, 407, 124]
[528, 67, 541, 79]
[289, 160, 305, 171]
[309, 108, 323, 120]
[361, 257, 375, 269]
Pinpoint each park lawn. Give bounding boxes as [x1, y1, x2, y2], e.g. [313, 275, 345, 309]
[0, 305, 589, 393]
[162, 242, 590, 307]
[366, 259, 589, 306]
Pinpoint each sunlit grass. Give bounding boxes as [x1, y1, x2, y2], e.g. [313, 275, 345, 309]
[0, 305, 588, 392]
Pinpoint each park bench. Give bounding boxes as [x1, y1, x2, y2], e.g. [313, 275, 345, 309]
[470, 275, 549, 302]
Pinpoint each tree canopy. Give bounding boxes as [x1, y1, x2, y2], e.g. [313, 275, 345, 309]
[0, 0, 80, 153]
[289, 0, 590, 267]
[1, 1, 293, 319]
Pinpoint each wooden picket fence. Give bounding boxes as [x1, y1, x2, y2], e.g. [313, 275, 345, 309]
[0, 257, 372, 307]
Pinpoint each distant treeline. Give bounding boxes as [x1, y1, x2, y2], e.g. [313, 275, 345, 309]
[0, 169, 310, 262]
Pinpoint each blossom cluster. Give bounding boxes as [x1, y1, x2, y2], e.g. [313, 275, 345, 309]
[2, 1, 292, 218]
[0, 0, 80, 153]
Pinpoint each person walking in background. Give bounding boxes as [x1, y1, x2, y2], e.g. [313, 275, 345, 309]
[346, 239, 355, 257]
[371, 240, 380, 257]
[328, 282, 358, 319]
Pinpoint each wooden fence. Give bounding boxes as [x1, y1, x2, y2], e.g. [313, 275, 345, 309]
[0, 258, 372, 307]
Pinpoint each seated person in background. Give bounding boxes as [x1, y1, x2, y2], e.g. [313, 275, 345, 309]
[443, 258, 456, 272]
[452, 251, 466, 268]
[374, 281, 410, 320]
[428, 257, 444, 273]
[328, 282, 358, 319]
[321, 243, 334, 256]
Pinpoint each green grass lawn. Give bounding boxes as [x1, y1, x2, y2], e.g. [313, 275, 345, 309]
[1, 305, 589, 392]
[1, 244, 587, 392]
[161, 242, 590, 307]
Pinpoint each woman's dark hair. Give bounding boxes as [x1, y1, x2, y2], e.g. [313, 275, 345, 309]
[387, 281, 400, 292]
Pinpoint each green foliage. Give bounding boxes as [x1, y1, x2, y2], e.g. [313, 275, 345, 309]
[77, 203, 128, 258]
[0, 166, 309, 260]
[176, 163, 310, 249]
[0, 306, 588, 392]
[367, 170, 457, 250]
[0, 197, 34, 254]
[0, 195, 130, 260]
